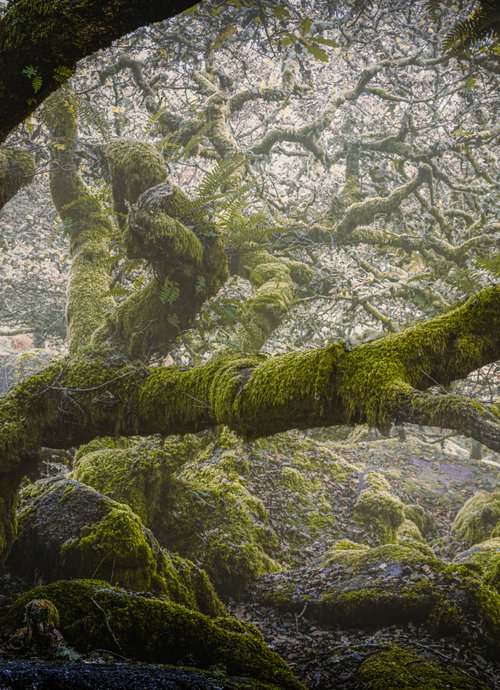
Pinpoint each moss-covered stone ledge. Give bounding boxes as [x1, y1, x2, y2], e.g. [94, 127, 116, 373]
[355, 646, 491, 689]
[253, 543, 500, 656]
[0, 580, 304, 689]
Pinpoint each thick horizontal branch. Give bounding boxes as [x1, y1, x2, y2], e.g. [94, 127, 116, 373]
[0, 0, 196, 142]
[1, 286, 498, 475]
[387, 383, 500, 452]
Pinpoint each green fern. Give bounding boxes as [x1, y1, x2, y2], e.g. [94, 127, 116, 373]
[159, 277, 180, 305]
[443, 0, 500, 55]
[67, 92, 112, 139]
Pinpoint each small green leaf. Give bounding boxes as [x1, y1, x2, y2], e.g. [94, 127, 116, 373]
[299, 17, 312, 36]
[304, 42, 329, 62]
[272, 5, 290, 20]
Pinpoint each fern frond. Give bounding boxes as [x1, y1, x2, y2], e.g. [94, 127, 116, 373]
[444, 0, 500, 55]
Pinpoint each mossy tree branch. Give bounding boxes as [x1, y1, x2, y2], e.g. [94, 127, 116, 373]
[0, 146, 35, 209]
[0, 286, 498, 559]
[44, 92, 115, 354]
[0, 0, 197, 143]
[1, 286, 498, 470]
[92, 140, 229, 359]
[226, 246, 312, 353]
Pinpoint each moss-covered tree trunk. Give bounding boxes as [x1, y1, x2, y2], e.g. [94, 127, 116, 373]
[44, 92, 115, 354]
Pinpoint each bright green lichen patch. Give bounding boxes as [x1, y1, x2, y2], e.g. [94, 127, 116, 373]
[356, 646, 490, 689]
[1, 580, 304, 689]
[353, 472, 405, 544]
[451, 490, 500, 548]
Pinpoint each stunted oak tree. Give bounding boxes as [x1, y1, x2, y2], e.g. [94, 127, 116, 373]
[0, 0, 499, 563]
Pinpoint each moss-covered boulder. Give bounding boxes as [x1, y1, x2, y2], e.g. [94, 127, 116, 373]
[0, 580, 304, 690]
[8, 477, 223, 616]
[72, 432, 281, 594]
[353, 472, 405, 544]
[255, 543, 499, 654]
[396, 518, 426, 546]
[403, 503, 436, 537]
[356, 646, 490, 689]
[451, 491, 500, 548]
[71, 433, 204, 527]
[454, 538, 500, 592]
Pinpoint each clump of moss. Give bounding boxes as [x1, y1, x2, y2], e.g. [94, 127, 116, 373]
[105, 139, 168, 222]
[1, 580, 304, 690]
[451, 491, 500, 547]
[404, 503, 436, 536]
[454, 538, 500, 592]
[356, 646, 490, 689]
[396, 519, 427, 546]
[353, 472, 405, 544]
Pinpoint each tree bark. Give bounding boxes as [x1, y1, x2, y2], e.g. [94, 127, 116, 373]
[0, 0, 197, 143]
[0, 147, 35, 209]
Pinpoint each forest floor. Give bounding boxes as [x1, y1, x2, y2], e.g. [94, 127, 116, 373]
[0, 425, 498, 689]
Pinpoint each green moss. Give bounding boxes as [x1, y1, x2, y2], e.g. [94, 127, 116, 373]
[14, 477, 224, 617]
[1, 580, 303, 689]
[230, 248, 312, 353]
[105, 139, 168, 222]
[404, 503, 436, 536]
[356, 646, 490, 689]
[321, 541, 437, 570]
[330, 539, 370, 552]
[44, 92, 115, 354]
[353, 472, 405, 544]
[0, 470, 22, 562]
[396, 519, 426, 545]
[454, 538, 500, 591]
[452, 490, 500, 547]
[337, 286, 500, 427]
[0, 147, 35, 207]
[11, 598, 62, 653]
[72, 431, 280, 595]
[71, 434, 202, 525]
